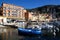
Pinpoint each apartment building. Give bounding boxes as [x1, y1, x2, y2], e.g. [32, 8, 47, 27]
[2, 3, 26, 20]
[0, 3, 27, 24]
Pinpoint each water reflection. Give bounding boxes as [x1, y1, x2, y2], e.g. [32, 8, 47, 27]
[0, 27, 18, 40]
[0, 27, 60, 40]
[18, 35, 60, 40]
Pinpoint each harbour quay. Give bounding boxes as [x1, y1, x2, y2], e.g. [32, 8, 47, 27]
[0, 2, 59, 40]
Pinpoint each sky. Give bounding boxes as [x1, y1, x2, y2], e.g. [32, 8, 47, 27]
[0, 0, 60, 9]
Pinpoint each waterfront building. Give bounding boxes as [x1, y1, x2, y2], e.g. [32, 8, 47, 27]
[28, 5, 60, 22]
[38, 13, 52, 22]
[2, 3, 26, 20]
[28, 11, 52, 22]
[28, 12, 38, 21]
[0, 3, 27, 24]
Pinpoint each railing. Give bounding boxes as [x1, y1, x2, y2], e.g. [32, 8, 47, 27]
[3, 23, 15, 25]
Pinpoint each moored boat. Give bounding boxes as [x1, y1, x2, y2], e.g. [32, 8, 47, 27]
[18, 28, 42, 36]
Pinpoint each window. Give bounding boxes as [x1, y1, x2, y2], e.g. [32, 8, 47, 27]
[3, 10, 6, 13]
[8, 13, 10, 16]
[8, 11, 10, 16]
[12, 14, 17, 17]
[6, 7, 10, 10]
[11, 10, 18, 17]
[12, 10, 17, 14]
[3, 13, 6, 16]
[19, 11, 21, 13]
[3, 7, 6, 10]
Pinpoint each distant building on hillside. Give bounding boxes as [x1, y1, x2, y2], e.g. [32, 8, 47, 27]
[28, 5, 60, 22]
[28, 12, 53, 22]
[28, 12, 38, 21]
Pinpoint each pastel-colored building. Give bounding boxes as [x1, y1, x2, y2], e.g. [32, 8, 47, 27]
[0, 3, 27, 24]
[28, 12, 53, 22]
[28, 12, 38, 21]
[2, 3, 26, 20]
[39, 13, 52, 22]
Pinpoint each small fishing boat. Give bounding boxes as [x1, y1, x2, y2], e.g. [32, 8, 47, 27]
[18, 28, 42, 36]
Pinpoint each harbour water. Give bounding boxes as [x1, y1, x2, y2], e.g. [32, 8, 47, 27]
[0, 27, 18, 40]
[0, 27, 60, 40]
[18, 36, 60, 40]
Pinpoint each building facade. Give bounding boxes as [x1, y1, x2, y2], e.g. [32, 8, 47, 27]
[28, 12, 38, 21]
[1, 3, 26, 20]
[0, 3, 27, 24]
[28, 11, 53, 22]
[28, 5, 60, 22]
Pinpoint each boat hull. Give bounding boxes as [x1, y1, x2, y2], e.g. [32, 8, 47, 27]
[18, 28, 42, 36]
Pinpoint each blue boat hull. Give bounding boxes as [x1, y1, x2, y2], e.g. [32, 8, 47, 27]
[18, 28, 42, 36]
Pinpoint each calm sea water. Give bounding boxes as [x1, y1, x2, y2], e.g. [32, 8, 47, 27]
[18, 35, 60, 40]
[1, 28, 60, 40]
